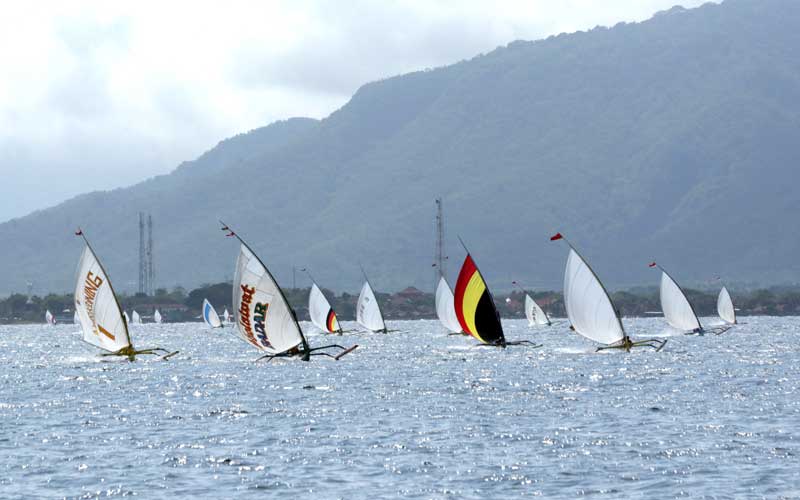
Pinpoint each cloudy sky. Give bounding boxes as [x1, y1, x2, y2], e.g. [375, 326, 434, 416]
[0, 0, 710, 222]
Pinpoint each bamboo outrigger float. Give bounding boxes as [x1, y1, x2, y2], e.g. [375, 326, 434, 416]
[73, 229, 177, 361]
[552, 233, 666, 352]
[220, 221, 357, 362]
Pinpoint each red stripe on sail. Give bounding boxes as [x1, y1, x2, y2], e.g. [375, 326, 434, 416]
[326, 309, 337, 333]
[454, 254, 477, 334]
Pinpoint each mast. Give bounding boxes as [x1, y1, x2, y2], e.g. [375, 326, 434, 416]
[434, 198, 446, 289]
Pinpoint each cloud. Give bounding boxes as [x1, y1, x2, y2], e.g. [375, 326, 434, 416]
[0, 0, 712, 222]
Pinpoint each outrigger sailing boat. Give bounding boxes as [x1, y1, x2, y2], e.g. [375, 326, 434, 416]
[356, 268, 387, 333]
[650, 262, 730, 335]
[717, 286, 737, 325]
[553, 233, 666, 351]
[453, 240, 540, 348]
[131, 310, 141, 324]
[306, 271, 343, 334]
[45, 310, 56, 326]
[154, 309, 163, 324]
[202, 298, 223, 328]
[220, 222, 357, 361]
[435, 275, 463, 334]
[73, 229, 176, 361]
[512, 281, 552, 327]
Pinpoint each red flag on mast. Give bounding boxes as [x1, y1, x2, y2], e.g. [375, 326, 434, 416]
[550, 233, 563, 241]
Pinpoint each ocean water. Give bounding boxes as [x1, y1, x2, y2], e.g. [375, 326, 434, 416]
[0, 317, 798, 499]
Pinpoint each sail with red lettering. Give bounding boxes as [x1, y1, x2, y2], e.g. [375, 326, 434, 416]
[231, 241, 305, 354]
[73, 242, 132, 352]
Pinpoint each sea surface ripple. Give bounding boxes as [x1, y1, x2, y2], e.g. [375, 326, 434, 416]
[0, 317, 798, 498]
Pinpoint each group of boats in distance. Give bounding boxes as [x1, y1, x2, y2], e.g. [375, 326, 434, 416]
[67, 212, 739, 361]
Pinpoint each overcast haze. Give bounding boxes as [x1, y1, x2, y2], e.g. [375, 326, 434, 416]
[0, 0, 709, 223]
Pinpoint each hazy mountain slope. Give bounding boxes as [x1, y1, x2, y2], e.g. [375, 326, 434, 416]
[1, 0, 799, 295]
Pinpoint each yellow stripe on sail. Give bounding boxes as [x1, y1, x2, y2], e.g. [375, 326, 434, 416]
[462, 272, 486, 340]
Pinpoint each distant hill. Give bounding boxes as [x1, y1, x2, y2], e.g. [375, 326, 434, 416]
[2, 0, 800, 296]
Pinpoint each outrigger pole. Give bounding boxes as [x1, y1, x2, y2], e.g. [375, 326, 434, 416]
[219, 221, 358, 362]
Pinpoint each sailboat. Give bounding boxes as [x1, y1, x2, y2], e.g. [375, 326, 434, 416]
[73, 229, 176, 361]
[202, 298, 223, 328]
[45, 309, 56, 326]
[356, 268, 387, 333]
[131, 310, 141, 324]
[552, 233, 666, 351]
[73, 310, 79, 324]
[223, 308, 230, 324]
[717, 286, 737, 325]
[154, 309, 163, 324]
[306, 271, 343, 334]
[220, 222, 357, 361]
[650, 262, 729, 335]
[435, 275, 463, 334]
[453, 240, 540, 348]
[512, 281, 551, 327]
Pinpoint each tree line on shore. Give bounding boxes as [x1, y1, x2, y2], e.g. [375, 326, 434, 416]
[2, 283, 800, 325]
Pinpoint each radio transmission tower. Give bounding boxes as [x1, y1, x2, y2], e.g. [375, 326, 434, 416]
[147, 215, 155, 295]
[434, 197, 446, 288]
[138, 212, 146, 295]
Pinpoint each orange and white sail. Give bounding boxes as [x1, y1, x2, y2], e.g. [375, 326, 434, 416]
[73, 235, 132, 352]
[230, 236, 305, 354]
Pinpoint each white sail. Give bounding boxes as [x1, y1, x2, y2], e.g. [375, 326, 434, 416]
[123, 311, 130, 324]
[309, 283, 340, 333]
[659, 270, 701, 332]
[435, 276, 462, 333]
[73, 310, 79, 324]
[563, 248, 625, 345]
[717, 287, 736, 325]
[525, 294, 551, 326]
[232, 243, 304, 354]
[223, 308, 230, 323]
[45, 309, 55, 326]
[131, 310, 141, 324]
[154, 309, 163, 324]
[74, 245, 131, 352]
[356, 281, 386, 332]
[202, 299, 223, 328]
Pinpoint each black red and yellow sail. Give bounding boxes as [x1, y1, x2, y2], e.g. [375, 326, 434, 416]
[454, 254, 505, 345]
[326, 309, 340, 333]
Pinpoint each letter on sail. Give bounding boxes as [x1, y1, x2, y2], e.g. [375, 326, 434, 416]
[658, 268, 702, 332]
[203, 299, 223, 328]
[435, 276, 462, 333]
[717, 287, 737, 325]
[356, 281, 386, 332]
[454, 254, 505, 345]
[309, 283, 341, 333]
[232, 243, 304, 354]
[563, 249, 625, 345]
[74, 246, 132, 353]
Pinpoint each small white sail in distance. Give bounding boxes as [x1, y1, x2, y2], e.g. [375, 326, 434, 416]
[223, 308, 230, 323]
[525, 294, 551, 326]
[651, 262, 702, 332]
[45, 309, 55, 326]
[309, 283, 341, 333]
[73, 310, 79, 324]
[154, 309, 163, 324]
[357, 277, 386, 332]
[230, 235, 306, 355]
[123, 311, 130, 324]
[717, 286, 737, 325]
[202, 299, 222, 328]
[435, 276, 462, 333]
[131, 310, 141, 324]
[73, 236, 132, 353]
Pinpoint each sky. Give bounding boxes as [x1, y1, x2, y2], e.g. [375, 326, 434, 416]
[0, 0, 711, 223]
